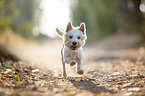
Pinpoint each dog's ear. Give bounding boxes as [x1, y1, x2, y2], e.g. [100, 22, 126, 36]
[56, 28, 64, 37]
[79, 22, 86, 34]
[66, 22, 72, 32]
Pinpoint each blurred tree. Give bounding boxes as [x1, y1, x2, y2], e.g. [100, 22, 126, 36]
[71, 0, 145, 41]
[132, 0, 145, 39]
[0, 0, 41, 37]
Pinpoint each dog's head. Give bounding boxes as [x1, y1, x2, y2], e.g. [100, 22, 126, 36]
[56, 22, 87, 50]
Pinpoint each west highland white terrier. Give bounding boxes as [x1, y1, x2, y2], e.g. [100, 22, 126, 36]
[56, 22, 87, 78]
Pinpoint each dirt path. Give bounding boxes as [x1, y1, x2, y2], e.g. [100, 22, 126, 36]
[6, 39, 145, 96]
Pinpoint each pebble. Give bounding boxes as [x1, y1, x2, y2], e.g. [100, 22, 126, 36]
[108, 77, 117, 81]
[80, 79, 84, 82]
[24, 68, 31, 73]
[139, 75, 144, 78]
[57, 77, 64, 79]
[4, 69, 12, 74]
[117, 82, 123, 85]
[128, 87, 141, 92]
[117, 76, 123, 78]
[84, 76, 89, 79]
[43, 73, 49, 76]
[123, 83, 132, 88]
[88, 78, 96, 81]
[39, 76, 49, 79]
[126, 76, 132, 79]
[94, 72, 103, 76]
[30, 73, 36, 77]
[32, 69, 39, 73]
[69, 79, 75, 81]
[32, 86, 38, 91]
[130, 75, 138, 79]
[112, 72, 120, 76]
[124, 92, 133, 96]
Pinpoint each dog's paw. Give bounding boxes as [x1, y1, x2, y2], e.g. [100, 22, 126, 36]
[77, 70, 84, 75]
[70, 61, 76, 66]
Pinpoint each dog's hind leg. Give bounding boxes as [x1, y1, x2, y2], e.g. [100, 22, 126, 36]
[61, 45, 67, 78]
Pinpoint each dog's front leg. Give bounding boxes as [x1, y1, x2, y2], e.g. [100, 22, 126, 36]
[61, 46, 67, 78]
[64, 56, 75, 66]
[77, 58, 84, 75]
[62, 60, 67, 78]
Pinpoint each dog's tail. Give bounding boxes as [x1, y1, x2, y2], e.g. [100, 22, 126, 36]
[56, 28, 64, 37]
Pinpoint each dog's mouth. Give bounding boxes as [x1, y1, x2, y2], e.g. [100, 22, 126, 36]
[70, 46, 77, 50]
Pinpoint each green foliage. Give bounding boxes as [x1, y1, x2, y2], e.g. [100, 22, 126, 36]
[71, 0, 120, 41]
[71, 0, 145, 41]
[0, 0, 41, 37]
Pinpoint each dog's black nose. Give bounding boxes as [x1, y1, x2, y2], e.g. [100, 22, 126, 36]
[72, 42, 77, 46]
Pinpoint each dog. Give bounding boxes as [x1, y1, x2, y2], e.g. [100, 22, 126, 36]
[56, 22, 87, 78]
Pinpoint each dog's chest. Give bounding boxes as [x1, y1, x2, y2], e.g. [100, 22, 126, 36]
[68, 51, 78, 60]
[64, 48, 80, 60]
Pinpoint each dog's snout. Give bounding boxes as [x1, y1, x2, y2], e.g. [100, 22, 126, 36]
[72, 42, 77, 46]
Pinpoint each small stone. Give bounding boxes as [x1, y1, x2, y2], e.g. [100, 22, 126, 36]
[124, 92, 133, 96]
[117, 76, 123, 78]
[87, 71, 91, 74]
[80, 79, 84, 82]
[117, 82, 123, 85]
[96, 83, 100, 85]
[51, 81, 56, 83]
[139, 75, 144, 78]
[24, 69, 31, 73]
[77, 70, 84, 74]
[130, 75, 138, 79]
[108, 77, 117, 81]
[126, 76, 132, 79]
[131, 68, 135, 71]
[70, 79, 75, 81]
[29, 74, 36, 78]
[62, 79, 64, 81]
[112, 72, 120, 76]
[128, 87, 141, 92]
[84, 76, 89, 79]
[32, 69, 39, 73]
[32, 86, 38, 91]
[94, 72, 103, 76]
[88, 78, 95, 81]
[108, 80, 112, 82]
[123, 83, 132, 88]
[39, 76, 49, 79]
[4, 69, 12, 74]
[134, 83, 143, 87]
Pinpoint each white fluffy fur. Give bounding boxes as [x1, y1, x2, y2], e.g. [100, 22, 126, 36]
[56, 22, 87, 78]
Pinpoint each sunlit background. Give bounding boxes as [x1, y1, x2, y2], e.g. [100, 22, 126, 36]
[0, 0, 145, 42]
[33, 0, 71, 38]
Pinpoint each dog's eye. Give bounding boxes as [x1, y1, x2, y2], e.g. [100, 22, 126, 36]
[69, 36, 73, 39]
[77, 36, 80, 39]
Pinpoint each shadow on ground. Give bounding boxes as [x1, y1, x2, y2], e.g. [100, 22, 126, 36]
[69, 78, 116, 94]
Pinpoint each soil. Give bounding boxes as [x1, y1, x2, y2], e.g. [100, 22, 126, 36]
[0, 38, 145, 96]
